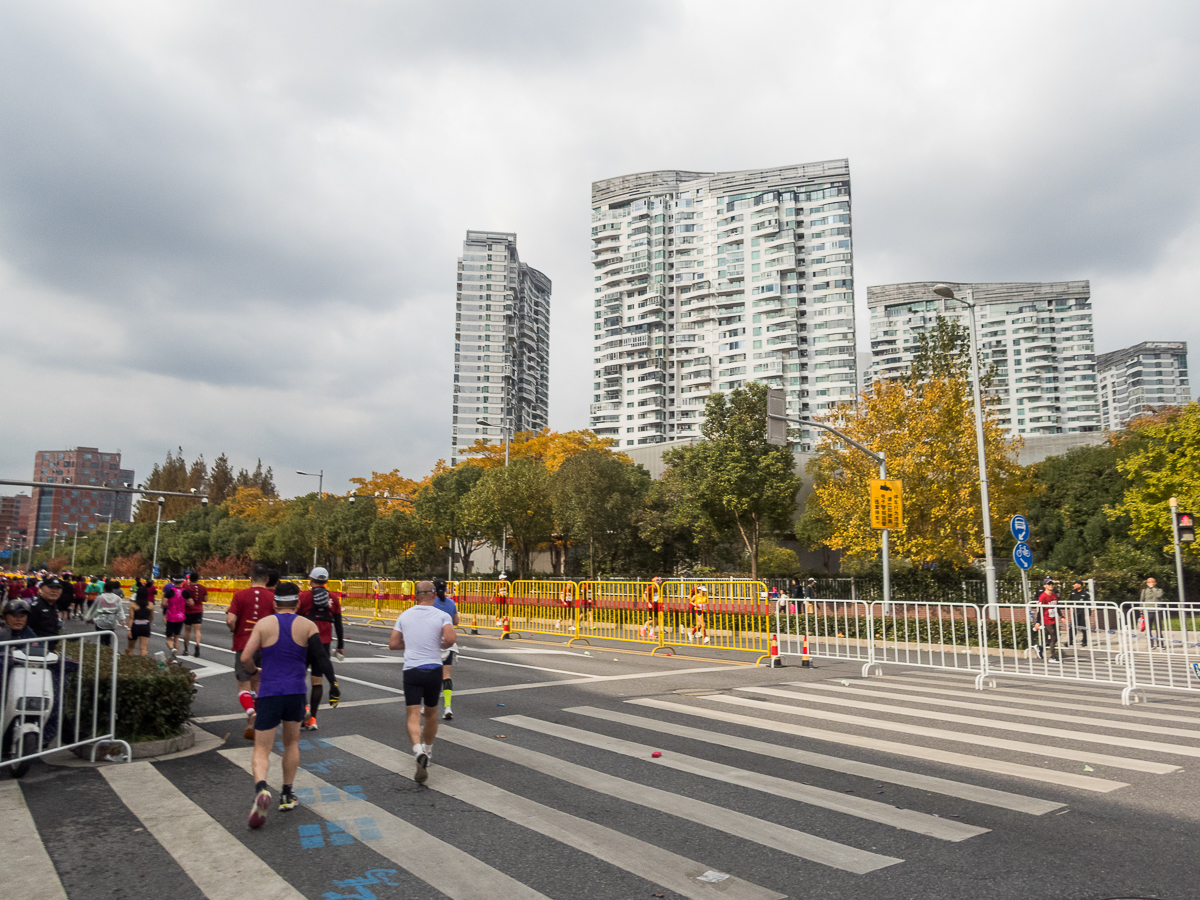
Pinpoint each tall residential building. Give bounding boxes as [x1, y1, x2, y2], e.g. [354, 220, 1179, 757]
[1097, 341, 1190, 430]
[867, 281, 1100, 436]
[1, 493, 31, 557]
[29, 447, 135, 546]
[590, 161, 855, 450]
[452, 231, 551, 464]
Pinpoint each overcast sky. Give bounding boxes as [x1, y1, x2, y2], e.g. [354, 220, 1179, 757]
[2, 1, 1198, 498]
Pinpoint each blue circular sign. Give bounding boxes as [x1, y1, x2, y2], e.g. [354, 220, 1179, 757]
[1010, 515, 1030, 543]
[1013, 541, 1033, 570]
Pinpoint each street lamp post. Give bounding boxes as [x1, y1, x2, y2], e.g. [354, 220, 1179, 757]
[476, 416, 510, 576]
[71, 524, 81, 568]
[932, 284, 998, 618]
[800, 418, 891, 613]
[151, 497, 166, 577]
[297, 469, 324, 569]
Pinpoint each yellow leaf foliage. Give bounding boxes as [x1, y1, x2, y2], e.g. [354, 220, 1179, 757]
[226, 486, 290, 524]
[808, 377, 1029, 566]
[457, 428, 631, 472]
[347, 469, 429, 511]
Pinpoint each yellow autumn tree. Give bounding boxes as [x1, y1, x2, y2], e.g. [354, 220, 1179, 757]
[806, 374, 1029, 567]
[457, 428, 631, 472]
[225, 486, 291, 525]
[347, 469, 431, 512]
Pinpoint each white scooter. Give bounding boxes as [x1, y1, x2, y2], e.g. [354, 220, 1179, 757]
[2, 643, 59, 778]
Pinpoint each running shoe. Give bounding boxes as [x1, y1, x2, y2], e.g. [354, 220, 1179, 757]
[443, 707, 453, 721]
[278, 791, 299, 811]
[302, 717, 318, 731]
[194, 647, 200, 658]
[414, 750, 429, 784]
[248, 789, 271, 829]
[244, 709, 256, 741]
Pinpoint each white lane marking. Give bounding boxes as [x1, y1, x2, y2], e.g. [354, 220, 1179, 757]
[567, 706, 1063, 815]
[740, 686, 1200, 760]
[438, 727, 901, 874]
[803, 682, 1200, 739]
[327, 734, 785, 900]
[182, 659, 235, 679]
[101, 762, 305, 900]
[882, 675, 1200, 722]
[220, 747, 550, 900]
[710, 694, 1177, 774]
[467, 648, 591, 656]
[0, 781, 69, 900]
[496, 714, 987, 841]
[455, 655, 603, 677]
[626, 699, 1128, 792]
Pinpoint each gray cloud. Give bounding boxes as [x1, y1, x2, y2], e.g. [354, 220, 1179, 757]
[1, 0, 1198, 499]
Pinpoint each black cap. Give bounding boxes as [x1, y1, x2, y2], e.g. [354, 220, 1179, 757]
[40, 575, 65, 589]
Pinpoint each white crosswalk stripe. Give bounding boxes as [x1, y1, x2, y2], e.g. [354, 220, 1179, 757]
[737, 685, 1200, 758]
[494, 713, 988, 840]
[1, 781, 68, 900]
[324, 733, 785, 900]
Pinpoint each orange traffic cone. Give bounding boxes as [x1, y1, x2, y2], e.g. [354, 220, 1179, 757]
[801, 634, 812, 668]
[768, 633, 781, 668]
[500, 615, 511, 640]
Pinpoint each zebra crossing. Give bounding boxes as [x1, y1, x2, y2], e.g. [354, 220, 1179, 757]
[12, 670, 1200, 900]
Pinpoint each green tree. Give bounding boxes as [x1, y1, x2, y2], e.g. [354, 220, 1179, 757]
[416, 465, 486, 576]
[551, 451, 649, 577]
[1026, 444, 1131, 571]
[208, 454, 236, 504]
[462, 459, 554, 577]
[1108, 403, 1200, 560]
[663, 382, 802, 580]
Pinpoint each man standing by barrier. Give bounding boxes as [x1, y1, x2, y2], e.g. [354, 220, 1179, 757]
[240, 580, 341, 828]
[182, 572, 207, 658]
[1035, 578, 1062, 662]
[227, 563, 277, 740]
[296, 566, 344, 731]
[29, 576, 64, 638]
[1140, 576, 1166, 650]
[389, 580, 456, 784]
[1067, 579, 1090, 647]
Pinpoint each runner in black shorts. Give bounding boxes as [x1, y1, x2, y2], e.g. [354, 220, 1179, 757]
[390, 581, 456, 784]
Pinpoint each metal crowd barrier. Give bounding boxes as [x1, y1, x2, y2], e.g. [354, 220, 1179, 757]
[0, 631, 130, 775]
[772, 598, 1196, 704]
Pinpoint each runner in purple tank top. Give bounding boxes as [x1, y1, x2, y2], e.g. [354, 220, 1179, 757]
[239, 581, 341, 828]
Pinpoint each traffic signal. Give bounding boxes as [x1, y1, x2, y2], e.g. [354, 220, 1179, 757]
[1178, 511, 1195, 544]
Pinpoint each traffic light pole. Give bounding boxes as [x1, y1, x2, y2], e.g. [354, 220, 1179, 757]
[1169, 497, 1186, 611]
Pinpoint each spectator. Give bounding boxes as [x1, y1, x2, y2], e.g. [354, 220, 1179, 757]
[1140, 576, 1165, 650]
[1066, 579, 1090, 647]
[28, 576, 65, 638]
[1035, 577, 1062, 662]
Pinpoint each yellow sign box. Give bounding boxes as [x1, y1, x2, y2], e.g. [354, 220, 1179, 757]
[869, 479, 904, 530]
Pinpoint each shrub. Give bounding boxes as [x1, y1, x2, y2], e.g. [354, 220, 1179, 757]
[70, 648, 195, 742]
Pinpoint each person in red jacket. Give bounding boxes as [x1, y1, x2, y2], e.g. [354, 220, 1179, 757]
[182, 571, 208, 658]
[295, 566, 343, 731]
[226, 563, 277, 739]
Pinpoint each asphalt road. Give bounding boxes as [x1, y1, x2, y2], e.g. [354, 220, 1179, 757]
[8, 611, 1200, 900]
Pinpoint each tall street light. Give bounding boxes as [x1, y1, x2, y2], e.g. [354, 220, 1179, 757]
[476, 416, 510, 576]
[70, 522, 82, 568]
[151, 497, 177, 578]
[932, 283, 998, 619]
[297, 469, 324, 568]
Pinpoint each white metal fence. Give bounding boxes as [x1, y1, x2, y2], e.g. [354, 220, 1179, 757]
[0, 631, 130, 776]
[774, 598, 1200, 705]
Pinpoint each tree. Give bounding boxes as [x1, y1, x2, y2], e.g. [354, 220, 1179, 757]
[1108, 403, 1200, 560]
[458, 428, 631, 472]
[208, 454, 236, 504]
[134, 448, 190, 522]
[1027, 444, 1131, 571]
[662, 383, 802, 579]
[461, 459, 554, 577]
[905, 316, 994, 387]
[348, 469, 428, 511]
[807, 374, 1028, 567]
[416, 465, 487, 575]
[235, 459, 277, 497]
[551, 451, 649, 577]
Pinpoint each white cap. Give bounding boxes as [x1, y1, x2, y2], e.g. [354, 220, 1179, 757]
[309, 566, 330, 582]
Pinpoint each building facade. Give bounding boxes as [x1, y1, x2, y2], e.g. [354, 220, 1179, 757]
[867, 281, 1100, 437]
[589, 161, 855, 451]
[1, 493, 31, 559]
[29, 448, 135, 547]
[1097, 341, 1190, 430]
[452, 231, 551, 464]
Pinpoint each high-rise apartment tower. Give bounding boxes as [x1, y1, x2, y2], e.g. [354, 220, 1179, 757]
[590, 161, 855, 450]
[29, 447, 135, 547]
[452, 231, 551, 464]
[867, 281, 1100, 436]
[1097, 341, 1190, 430]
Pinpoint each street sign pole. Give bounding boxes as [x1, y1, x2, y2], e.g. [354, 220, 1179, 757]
[1169, 497, 1186, 613]
[879, 454, 890, 616]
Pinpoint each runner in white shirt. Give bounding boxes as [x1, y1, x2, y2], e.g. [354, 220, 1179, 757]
[389, 580, 456, 783]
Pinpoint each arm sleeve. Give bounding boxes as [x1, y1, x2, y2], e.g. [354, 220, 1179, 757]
[333, 613, 344, 648]
[306, 633, 336, 682]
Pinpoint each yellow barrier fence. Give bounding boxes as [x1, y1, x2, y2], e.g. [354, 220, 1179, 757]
[111, 576, 771, 657]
